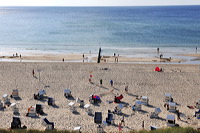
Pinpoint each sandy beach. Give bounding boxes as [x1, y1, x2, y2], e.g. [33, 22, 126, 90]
[0, 52, 184, 63]
[0, 62, 200, 132]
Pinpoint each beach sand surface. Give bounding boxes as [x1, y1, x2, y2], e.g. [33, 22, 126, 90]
[0, 62, 199, 132]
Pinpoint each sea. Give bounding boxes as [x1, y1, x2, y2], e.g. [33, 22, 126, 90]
[0, 6, 200, 64]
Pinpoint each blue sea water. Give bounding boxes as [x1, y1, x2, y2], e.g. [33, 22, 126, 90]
[0, 6, 200, 62]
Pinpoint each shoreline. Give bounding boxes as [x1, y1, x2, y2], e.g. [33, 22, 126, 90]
[0, 52, 189, 64]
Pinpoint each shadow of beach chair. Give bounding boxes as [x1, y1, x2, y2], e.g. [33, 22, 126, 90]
[42, 118, 54, 130]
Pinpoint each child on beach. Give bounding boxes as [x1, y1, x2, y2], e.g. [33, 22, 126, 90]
[110, 80, 113, 87]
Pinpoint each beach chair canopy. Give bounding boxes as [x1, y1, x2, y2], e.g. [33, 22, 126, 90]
[64, 89, 71, 93]
[38, 90, 45, 95]
[118, 104, 124, 109]
[84, 104, 90, 109]
[169, 102, 176, 107]
[69, 102, 75, 106]
[3, 94, 8, 98]
[166, 115, 175, 120]
[13, 89, 18, 93]
[155, 108, 161, 114]
[11, 103, 17, 108]
[141, 96, 148, 100]
[165, 93, 171, 97]
[135, 100, 142, 105]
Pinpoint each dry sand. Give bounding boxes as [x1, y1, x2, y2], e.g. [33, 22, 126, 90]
[0, 62, 200, 132]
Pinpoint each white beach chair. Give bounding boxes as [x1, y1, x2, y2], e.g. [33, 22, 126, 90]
[68, 102, 76, 113]
[196, 99, 200, 109]
[97, 125, 104, 133]
[150, 108, 161, 118]
[135, 100, 142, 111]
[168, 102, 176, 112]
[150, 126, 159, 130]
[84, 104, 92, 115]
[34, 90, 46, 100]
[64, 89, 72, 98]
[10, 103, 19, 114]
[2, 94, 10, 104]
[27, 106, 36, 117]
[166, 115, 175, 127]
[74, 126, 81, 132]
[165, 93, 173, 102]
[76, 98, 84, 107]
[114, 104, 124, 114]
[141, 96, 149, 105]
[10, 89, 19, 98]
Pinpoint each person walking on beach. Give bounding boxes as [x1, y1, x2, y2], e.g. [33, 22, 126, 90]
[125, 85, 128, 93]
[62, 58, 64, 62]
[118, 122, 122, 131]
[32, 69, 35, 77]
[121, 115, 125, 126]
[100, 79, 102, 86]
[110, 80, 113, 87]
[157, 48, 159, 53]
[142, 120, 144, 130]
[176, 109, 181, 120]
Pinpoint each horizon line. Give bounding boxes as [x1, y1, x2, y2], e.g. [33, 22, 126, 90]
[0, 4, 200, 7]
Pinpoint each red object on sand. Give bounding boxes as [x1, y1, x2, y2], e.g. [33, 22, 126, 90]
[155, 67, 161, 72]
[116, 94, 123, 100]
[118, 123, 122, 131]
[90, 75, 92, 78]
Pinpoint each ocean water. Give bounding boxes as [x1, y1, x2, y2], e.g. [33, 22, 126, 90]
[0, 6, 200, 63]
